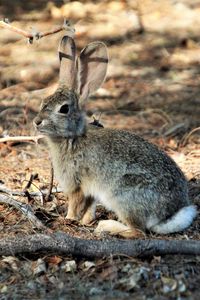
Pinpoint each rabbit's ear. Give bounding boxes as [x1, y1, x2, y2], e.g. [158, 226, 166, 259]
[58, 36, 76, 89]
[77, 42, 108, 102]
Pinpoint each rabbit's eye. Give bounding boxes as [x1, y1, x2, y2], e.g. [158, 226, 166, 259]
[59, 104, 69, 114]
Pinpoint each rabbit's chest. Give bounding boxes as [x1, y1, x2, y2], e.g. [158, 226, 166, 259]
[52, 156, 80, 193]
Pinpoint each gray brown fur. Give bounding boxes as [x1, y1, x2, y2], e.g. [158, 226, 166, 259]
[34, 36, 196, 234]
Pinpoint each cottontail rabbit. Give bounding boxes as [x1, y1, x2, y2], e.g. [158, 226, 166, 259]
[34, 36, 196, 237]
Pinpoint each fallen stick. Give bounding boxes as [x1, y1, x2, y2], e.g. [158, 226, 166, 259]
[0, 135, 43, 143]
[0, 232, 200, 257]
[0, 19, 75, 43]
[45, 164, 54, 202]
[163, 122, 186, 137]
[181, 126, 200, 147]
[0, 184, 62, 198]
[0, 194, 46, 230]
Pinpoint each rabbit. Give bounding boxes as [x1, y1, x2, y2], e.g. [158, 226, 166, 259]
[34, 35, 197, 237]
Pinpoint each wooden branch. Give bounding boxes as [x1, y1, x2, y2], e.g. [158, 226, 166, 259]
[0, 19, 32, 38]
[0, 135, 44, 143]
[0, 232, 200, 257]
[0, 19, 75, 43]
[0, 194, 46, 230]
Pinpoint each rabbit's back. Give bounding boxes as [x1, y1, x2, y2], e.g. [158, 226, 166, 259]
[84, 127, 186, 187]
[76, 128, 189, 226]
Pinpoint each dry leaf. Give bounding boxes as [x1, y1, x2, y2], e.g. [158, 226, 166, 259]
[117, 267, 150, 291]
[0, 285, 8, 293]
[99, 265, 118, 281]
[61, 260, 77, 273]
[178, 279, 186, 293]
[161, 276, 177, 293]
[32, 258, 47, 276]
[117, 273, 141, 291]
[46, 256, 62, 266]
[81, 261, 96, 272]
[2, 256, 19, 271]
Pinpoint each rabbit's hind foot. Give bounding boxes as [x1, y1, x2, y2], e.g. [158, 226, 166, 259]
[80, 203, 96, 225]
[95, 220, 144, 238]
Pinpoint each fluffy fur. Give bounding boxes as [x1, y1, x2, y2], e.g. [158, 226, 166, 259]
[34, 36, 197, 236]
[148, 205, 197, 234]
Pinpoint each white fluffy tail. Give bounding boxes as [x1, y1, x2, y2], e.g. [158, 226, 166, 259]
[150, 205, 197, 234]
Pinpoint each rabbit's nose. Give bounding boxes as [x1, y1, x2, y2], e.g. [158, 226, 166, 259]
[33, 117, 42, 126]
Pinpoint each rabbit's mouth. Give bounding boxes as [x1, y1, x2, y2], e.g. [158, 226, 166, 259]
[35, 125, 57, 136]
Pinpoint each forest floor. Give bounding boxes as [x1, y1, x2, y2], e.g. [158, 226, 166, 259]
[0, 0, 200, 299]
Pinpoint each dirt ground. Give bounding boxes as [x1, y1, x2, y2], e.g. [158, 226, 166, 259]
[0, 0, 200, 299]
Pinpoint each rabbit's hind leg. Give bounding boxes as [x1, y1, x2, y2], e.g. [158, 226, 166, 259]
[95, 220, 143, 238]
[80, 196, 96, 225]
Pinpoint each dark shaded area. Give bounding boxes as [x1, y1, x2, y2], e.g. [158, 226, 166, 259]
[0, 0, 63, 19]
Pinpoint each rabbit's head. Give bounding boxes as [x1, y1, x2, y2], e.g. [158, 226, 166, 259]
[34, 36, 108, 138]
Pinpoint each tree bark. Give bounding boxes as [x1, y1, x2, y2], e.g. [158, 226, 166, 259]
[0, 232, 200, 258]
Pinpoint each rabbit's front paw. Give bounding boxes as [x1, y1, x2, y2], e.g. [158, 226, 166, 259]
[65, 212, 79, 221]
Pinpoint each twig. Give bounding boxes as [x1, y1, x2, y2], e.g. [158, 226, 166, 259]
[0, 232, 200, 257]
[139, 108, 172, 126]
[0, 135, 44, 143]
[0, 19, 32, 38]
[0, 184, 26, 196]
[46, 164, 54, 202]
[0, 184, 62, 198]
[136, 0, 145, 34]
[23, 173, 38, 191]
[0, 193, 46, 230]
[0, 19, 75, 43]
[181, 127, 200, 147]
[22, 174, 45, 205]
[163, 122, 186, 137]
